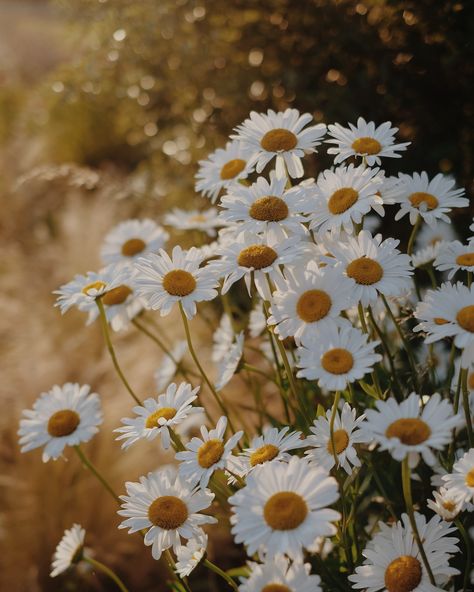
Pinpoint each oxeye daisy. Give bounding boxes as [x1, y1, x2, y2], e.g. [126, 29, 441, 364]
[442, 448, 474, 504]
[101, 218, 169, 265]
[411, 243, 444, 269]
[296, 324, 381, 390]
[229, 456, 340, 560]
[326, 117, 410, 166]
[164, 207, 221, 237]
[267, 262, 357, 345]
[232, 108, 326, 178]
[175, 533, 207, 578]
[154, 341, 187, 391]
[50, 524, 86, 577]
[135, 245, 218, 319]
[118, 468, 216, 560]
[239, 555, 322, 592]
[427, 487, 465, 521]
[175, 416, 243, 489]
[212, 314, 235, 364]
[18, 383, 102, 462]
[239, 426, 306, 476]
[305, 402, 368, 474]
[114, 382, 202, 450]
[195, 140, 253, 203]
[215, 331, 245, 392]
[349, 512, 459, 592]
[415, 219, 457, 250]
[434, 239, 474, 280]
[321, 230, 413, 306]
[391, 172, 468, 227]
[361, 392, 462, 466]
[219, 174, 309, 240]
[306, 164, 384, 235]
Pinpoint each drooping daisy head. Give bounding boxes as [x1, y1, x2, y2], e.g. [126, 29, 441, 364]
[427, 486, 465, 521]
[239, 555, 322, 592]
[135, 245, 218, 319]
[442, 448, 474, 505]
[215, 332, 245, 392]
[326, 117, 410, 166]
[101, 218, 169, 265]
[50, 524, 86, 577]
[434, 238, 474, 280]
[195, 140, 253, 203]
[114, 382, 202, 450]
[118, 467, 216, 560]
[154, 341, 187, 391]
[232, 108, 326, 179]
[392, 172, 468, 227]
[18, 383, 102, 462]
[229, 456, 340, 560]
[164, 207, 222, 237]
[212, 314, 235, 364]
[361, 392, 462, 466]
[175, 533, 208, 578]
[296, 324, 381, 390]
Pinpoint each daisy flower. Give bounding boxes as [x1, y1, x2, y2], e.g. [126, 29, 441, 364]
[18, 383, 102, 462]
[321, 230, 413, 306]
[50, 524, 86, 577]
[118, 468, 216, 560]
[229, 456, 340, 560]
[306, 164, 384, 235]
[415, 220, 457, 250]
[442, 448, 474, 504]
[392, 172, 468, 227]
[164, 207, 221, 237]
[361, 392, 462, 466]
[267, 262, 357, 345]
[232, 108, 326, 178]
[239, 555, 322, 592]
[411, 243, 443, 269]
[349, 512, 459, 592]
[249, 302, 267, 337]
[195, 140, 253, 203]
[296, 324, 381, 390]
[114, 382, 202, 450]
[101, 218, 169, 265]
[305, 402, 368, 474]
[212, 314, 235, 364]
[239, 426, 306, 476]
[215, 332, 245, 391]
[326, 117, 410, 166]
[434, 239, 474, 280]
[175, 410, 208, 442]
[154, 341, 187, 391]
[219, 174, 308, 240]
[175, 533, 208, 578]
[135, 245, 218, 319]
[176, 416, 243, 489]
[427, 487, 465, 521]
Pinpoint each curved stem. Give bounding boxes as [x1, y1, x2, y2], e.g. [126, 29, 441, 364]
[85, 557, 129, 592]
[203, 558, 238, 591]
[455, 517, 472, 592]
[407, 215, 422, 256]
[74, 446, 120, 504]
[461, 368, 474, 447]
[329, 391, 341, 469]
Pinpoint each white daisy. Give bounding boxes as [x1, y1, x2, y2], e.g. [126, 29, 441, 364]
[412, 243, 444, 269]
[434, 239, 474, 280]
[239, 426, 306, 476]
[101, 218, 169, 265]
[164, 207, 222, 237]
[212, 314, 235, 364]
[267, 262, 357, 345]
[326, 117, 410, 166]
[239, 555, 322, 592]
[176, 416, 243, 489]
[305, 402, 368, 474]
[175, 410, 209, 442]
[154, 341, 188, 391]
[296, 324, 381, 390]
[135, 245, 218, 319]
[349, 512, 459, 591]
[118, 467, 216, 560]
[391, 172, 468, 227]
[306, 164, 384, 235]
[215, 332, 245, 391]
[195, 140, 253, 203]
[249, 301, 267, 337]
[99, 264, 146, 332]
[321, 230, 413, 306]
[415, 220, 457, 250]
[50, 524, 86, 577]
[361, 392, 462, 466]
[229, 456, 340, 560]
[232, 108, 326, 178]
[427, 487, 466, 521]
[442, 448, 474, 504]
[114, 382, 202, 450]
[18, 383, 102, 462]
[175, 533, 208, 578]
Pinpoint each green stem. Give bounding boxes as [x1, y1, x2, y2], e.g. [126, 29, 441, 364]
[426, 265, 437, 289]
[242, 363, 277, 384]
[74, 446, 120, 504]
[358, 303, 383, 398]
[407, 215, 422, 256]
[455, 517, 472, 592]
[329, 391, 341, 469]
[85, 557, 129, 592]
[165, 550, 193, 592]
[203, 559, 238, 591]
[357, 302, 369, 334]
[461, 368, 474, 447]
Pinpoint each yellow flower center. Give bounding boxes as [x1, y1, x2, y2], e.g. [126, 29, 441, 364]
[145, 407, 177, 429]
[263, 491, 308, 531]
[237, 245, 278, 269]
[296, 289, 332, 322]
[260, 128, 298, 152]
[197, 439, 225, 468]
[249, 196, 289, 222]
[457, 305, 474, 332]
[351, 137, 382, 155]
[262, 585, 291, 592]
[47, 409, 80, 437]
[321, 348, 354, 375]
[456, 253, 474, 267]
[220, 158, 246, 180]
[327, 429, 350, 454]
[346, 257, 384, 285]
[468, 372, 474, 390]
[250, 444, 280, 467]
[434, 317, 449, 325]
[408, 192, 439, 210]
[328, 187, 359, 215]
[102, 285, 133, 306]
[162, 269, 197, 296]
[385, 418, 431, 445]
[442, 500, 457, 512]
[121, 238, 146, 257]
[466, 468, 474, 488]
[148, 495, 188, 530]
[384, 555, 422, 592]
[81, 280, 106, 295]
[190, 214, 208, 223]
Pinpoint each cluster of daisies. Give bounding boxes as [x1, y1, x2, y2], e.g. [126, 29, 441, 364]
[19, 108, 474, 592]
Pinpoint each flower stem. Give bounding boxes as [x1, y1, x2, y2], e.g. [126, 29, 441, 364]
[74, 445, 120, 504]
[85, 557, 129, 592]
[461, 367, 474, 447]
[329, 390, 341, 469]
[164, 550, 193, 592]
[203, 558, 238, 591]
[407, 215, 422, 256]
[455, 517, 472, 592]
